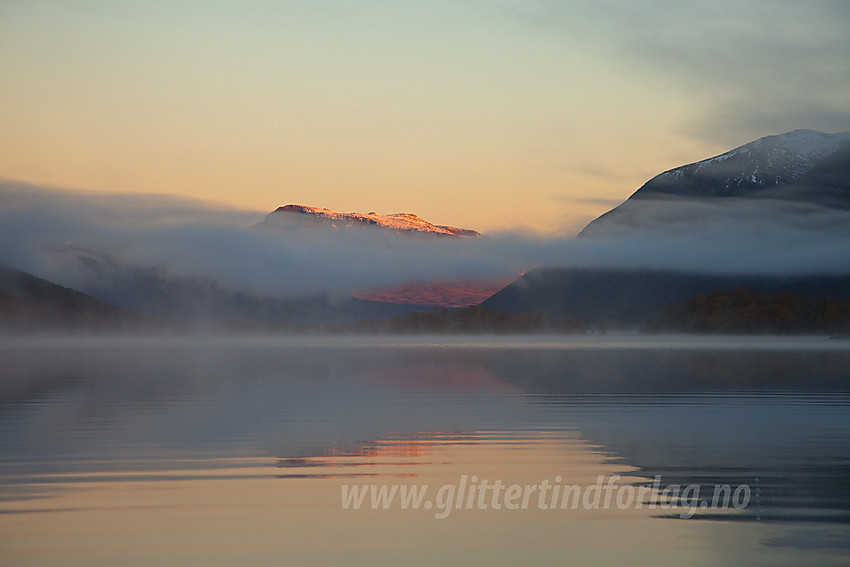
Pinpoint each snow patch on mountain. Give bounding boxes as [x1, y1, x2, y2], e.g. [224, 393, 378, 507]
[262, 204, 480, 237]
[657, 129, 850, 192]
[578, 129, 850, 238]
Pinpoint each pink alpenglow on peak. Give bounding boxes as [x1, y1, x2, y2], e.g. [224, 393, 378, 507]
[263, 204, 480, 237]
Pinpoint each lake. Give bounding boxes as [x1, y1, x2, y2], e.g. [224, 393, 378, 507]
[1, 334, 849, 565]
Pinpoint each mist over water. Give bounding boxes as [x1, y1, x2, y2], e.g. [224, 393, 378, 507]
[1, 335, 849, 565]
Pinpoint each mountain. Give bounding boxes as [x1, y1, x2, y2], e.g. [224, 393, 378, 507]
[260, 204, 480, 237]
[352, 278, 514, 308]
[482, 268, 850, 327]
[579, 129, 850, 237]
[258, 204, 495, 309]
[47, 251, 423, 329]
[483, 129, 850, 328]
[27, 203, 487, 327]
[0, 264, 160, 332]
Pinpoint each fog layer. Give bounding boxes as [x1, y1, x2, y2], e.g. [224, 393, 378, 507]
[2, 182, 849, 299]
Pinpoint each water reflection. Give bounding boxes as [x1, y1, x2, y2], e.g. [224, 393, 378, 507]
[1, 335, 849, 564]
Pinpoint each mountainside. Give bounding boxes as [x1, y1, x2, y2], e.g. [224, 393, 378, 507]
[260, 204, 480, 237]
[0, 264, 158, 332]
[51, 255, 424, 328]
[485, 129, 850, 329]
[481, 268, 850, 327]
[352, 278, 514, 308]
[580, 129, 850, 237]
[257, 204, 492, 308]
[634, 129, 850, 198]
[23, 201, 487, 326]
[645, 288, 850, 334]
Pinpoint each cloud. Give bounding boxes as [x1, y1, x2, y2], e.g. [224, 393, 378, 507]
[1, 182, 849, 309]
[0, 181, 527, 297]
[530, 190, 850, 277]
[685, 99, 850, 147]
[506, 1, 850, 145]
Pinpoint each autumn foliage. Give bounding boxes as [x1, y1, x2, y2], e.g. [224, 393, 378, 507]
[645, 288, 850, 334]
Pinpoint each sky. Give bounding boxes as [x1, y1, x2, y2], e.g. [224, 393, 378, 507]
[1, 0, 849, 234]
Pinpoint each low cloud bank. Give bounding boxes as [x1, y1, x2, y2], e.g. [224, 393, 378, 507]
[1, 182, 849, 301]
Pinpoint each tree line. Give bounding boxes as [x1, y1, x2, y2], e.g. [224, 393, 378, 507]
[644, 288, 850, 335]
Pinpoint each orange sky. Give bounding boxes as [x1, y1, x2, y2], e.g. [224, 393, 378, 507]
[1, 1, 847, 234]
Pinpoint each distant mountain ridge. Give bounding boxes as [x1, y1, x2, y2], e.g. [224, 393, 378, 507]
[261, 204, 480, 237]
[6, 130, 846, 332]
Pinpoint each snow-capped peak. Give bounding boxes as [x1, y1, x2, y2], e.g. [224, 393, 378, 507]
[648, 129, 850, 197]
[697, 129, 850, 168]
[263, 204, 480, 237]
[578, 129, 850, 237]
[748, 129, 850, 156]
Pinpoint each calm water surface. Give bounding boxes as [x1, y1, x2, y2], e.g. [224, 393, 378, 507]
[1, 335, 849, 565]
